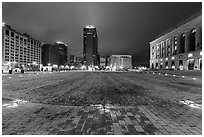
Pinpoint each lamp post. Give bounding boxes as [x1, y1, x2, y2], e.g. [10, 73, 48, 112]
[32, 62, 37, 72]
[48, 63, 51, 72]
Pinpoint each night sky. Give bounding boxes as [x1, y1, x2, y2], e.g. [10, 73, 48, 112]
[2, 2, 202, 66]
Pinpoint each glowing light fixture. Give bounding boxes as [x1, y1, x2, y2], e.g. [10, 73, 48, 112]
[56, 41, 64, 44]
[33, 61, 37, 65]
[86, 25, 95, 28]
[188, 53, 193, 57]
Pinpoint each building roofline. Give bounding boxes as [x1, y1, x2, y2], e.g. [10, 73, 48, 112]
[150, 10, 202, 44]
[3, 23, 42, 44]
[111, 55, 132, 57]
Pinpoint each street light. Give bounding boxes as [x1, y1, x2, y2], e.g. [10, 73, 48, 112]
[56, 41, 64, 44]
[33, 62, 37, 65]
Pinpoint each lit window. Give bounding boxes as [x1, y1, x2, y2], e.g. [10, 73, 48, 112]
[172, 56, 175, 60]
[165, 58, 168, 61]
[200, 51, 202, 56]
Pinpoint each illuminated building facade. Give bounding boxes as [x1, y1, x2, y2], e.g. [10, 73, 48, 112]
[2, 23, 42, 72]
[110, 55, 132, 70]
[100, 56, 106, 69]
[150, 13, 202, 70]
[83, 25, 99, 66]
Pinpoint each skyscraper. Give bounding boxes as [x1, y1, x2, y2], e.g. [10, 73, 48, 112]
[83, 25, 99, 66]
[55, 42, 68, 66]
[41, 42, 67, 66]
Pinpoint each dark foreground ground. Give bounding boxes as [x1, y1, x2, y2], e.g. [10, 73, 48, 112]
[2, 71, 202, 135]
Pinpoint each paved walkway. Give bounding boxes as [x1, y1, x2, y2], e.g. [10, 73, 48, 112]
[2, 102, 202, 135]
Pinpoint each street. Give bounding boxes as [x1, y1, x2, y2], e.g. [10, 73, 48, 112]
[2, 71, 202, 135]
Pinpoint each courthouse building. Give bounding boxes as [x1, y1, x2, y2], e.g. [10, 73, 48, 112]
[2, 23, 42, 72]
[149, 12, 202, 70]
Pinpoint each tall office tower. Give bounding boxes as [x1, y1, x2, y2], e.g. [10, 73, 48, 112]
[42, 44, 59, 66]
[2, 23, 42, 73]
[83, 25, 99, 66]
[55, 42, 68, 66]
[42, 42, 68, 66]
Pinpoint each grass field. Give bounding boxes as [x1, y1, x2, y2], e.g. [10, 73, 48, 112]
[2, 71, 202, 106]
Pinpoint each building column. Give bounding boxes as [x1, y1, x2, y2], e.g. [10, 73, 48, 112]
[169, 39, 172, 56]
[195, 26, 202, 50]
[172, 37, 175, 55]
[165, 41, 168, 57]
[162, 42, 165, 57]
[159, 44, 162, 58]
[185, 30, 191, 52]
[176, 34, 182, 54]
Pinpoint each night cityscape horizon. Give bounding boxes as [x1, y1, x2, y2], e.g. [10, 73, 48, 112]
[2, 2, 202, 135]
[2, 2, 201, 66]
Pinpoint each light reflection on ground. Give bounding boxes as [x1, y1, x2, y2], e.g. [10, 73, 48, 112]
[180, 100, 202, 109]
[2, 99, 28, 108]
[90, 104, 116, 113]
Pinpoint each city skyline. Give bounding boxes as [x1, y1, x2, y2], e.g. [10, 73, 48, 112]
[2, 2, 201, 65]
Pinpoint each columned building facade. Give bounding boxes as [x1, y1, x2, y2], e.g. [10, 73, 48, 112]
[83, 25, 99, 67]
[150, 13, 202, 70]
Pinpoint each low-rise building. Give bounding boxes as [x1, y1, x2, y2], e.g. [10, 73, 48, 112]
[110, 55, 132, 70]
[150, 12, 202, 70]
